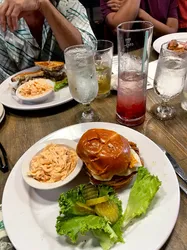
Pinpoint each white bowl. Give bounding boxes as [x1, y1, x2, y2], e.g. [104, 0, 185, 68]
[21, 139, 83, 190]
[16, 79, 54, 103]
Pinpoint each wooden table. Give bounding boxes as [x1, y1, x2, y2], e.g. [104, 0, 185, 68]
[0, 50, 187, 249]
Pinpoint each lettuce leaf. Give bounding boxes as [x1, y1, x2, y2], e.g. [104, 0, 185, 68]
[56, 214, 118, 249]
[56, 167, 161, 250]
[58, 184, 123, 217]
[112, 215, 125, 243]
[58, 184, 86, 216]
[93, 228, 118, 250]
[56, 184, 124, 249]
[54, 77, 68, 91]
[123, 166, 162, 227]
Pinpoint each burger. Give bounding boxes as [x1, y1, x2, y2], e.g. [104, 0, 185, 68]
[34, 61, 67, 82]
[11, 61, 67, 88]
[76, 128, 143, 189]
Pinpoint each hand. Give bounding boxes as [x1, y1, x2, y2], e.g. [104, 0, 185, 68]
[0, 0, 45, 32]
[107, 0, 125, 12]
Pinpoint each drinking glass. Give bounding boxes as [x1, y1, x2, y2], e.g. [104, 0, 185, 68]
[95, 40, 113, 98]
[116, 21, 153, 127]
[181, 76, 187, 111]
[153, 42, 187, 120]
[64, 44, 99, 122]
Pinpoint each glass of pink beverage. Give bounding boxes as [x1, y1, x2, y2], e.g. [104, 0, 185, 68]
[116, 21, 153, 127]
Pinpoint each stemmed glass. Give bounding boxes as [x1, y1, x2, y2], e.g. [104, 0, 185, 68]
[64, 44, 100, 122]
[153, 42, 187, 120]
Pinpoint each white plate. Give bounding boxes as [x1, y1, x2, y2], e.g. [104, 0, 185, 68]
[0, 67, 73, 110]
[111, 55, 156, 90]
[2, 122, 180, 250]
[153, 33, 187, 53]
[22, 138, 83, 190]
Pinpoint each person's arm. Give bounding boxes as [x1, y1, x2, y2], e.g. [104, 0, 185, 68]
[138, 8, 178, 36]
[55, 0, 96, 50]
[0, 0, 96, 51]
[105, 0, 141, 29]
[39, 1, 83, 50]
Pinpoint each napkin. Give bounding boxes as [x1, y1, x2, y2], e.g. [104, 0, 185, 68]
[147, 60, 158, 89]
[111, 56, 158, 91]
[0, 204, 15, 249]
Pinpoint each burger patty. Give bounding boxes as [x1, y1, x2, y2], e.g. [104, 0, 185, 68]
[43, 70, 67, 81]
[86, 167, 137, 189]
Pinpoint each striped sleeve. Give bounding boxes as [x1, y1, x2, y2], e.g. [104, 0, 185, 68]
[58, 0, 97, 49]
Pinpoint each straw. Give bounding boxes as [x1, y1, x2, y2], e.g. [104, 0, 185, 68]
[141, 30, 149, 73]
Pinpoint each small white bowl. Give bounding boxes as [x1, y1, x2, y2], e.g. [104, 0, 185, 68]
[21, 139, 83, 190]
[16, 79, 54, 103]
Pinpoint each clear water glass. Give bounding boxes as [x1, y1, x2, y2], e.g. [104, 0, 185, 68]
[181, 76, 187, 111]
[116, 21, 153, 127]
[64, 44, 99, 122]
[153, 42, 187, 120]
[95, 40, 113, 98]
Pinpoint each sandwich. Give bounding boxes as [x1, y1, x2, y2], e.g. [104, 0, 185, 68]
[11, 61, 67, 91]
[11, 70, 44, 85]
[34, 61, 64, 71]
[34, 61, 67, 82]
[76, 128, 143, 189]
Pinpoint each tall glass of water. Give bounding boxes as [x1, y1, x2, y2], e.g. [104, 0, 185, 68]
[116, 21, 153, 126]
[153, 42, 187, 120]
[64, 44, 99, 122]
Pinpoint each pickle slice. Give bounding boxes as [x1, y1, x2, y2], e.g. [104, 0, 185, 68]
[82, 183, 99, 200]
[86, 196, 109, 207]
[95, 200, 119, 224]
[75, 201, 95, 215]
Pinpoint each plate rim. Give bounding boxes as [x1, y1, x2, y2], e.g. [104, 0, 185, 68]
[2, 122, 180, 250]
[153, 32, 187, 53]
[0, 66, 73, 110]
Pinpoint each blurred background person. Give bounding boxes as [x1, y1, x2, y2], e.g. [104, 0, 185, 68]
[178, 0, 187, 32]
[0, 0, 96, 82]
[100, 0, 178, 52]
[100, 0, 140, 52]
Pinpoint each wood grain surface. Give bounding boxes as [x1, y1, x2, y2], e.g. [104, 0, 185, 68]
[0, 51, 187, 250]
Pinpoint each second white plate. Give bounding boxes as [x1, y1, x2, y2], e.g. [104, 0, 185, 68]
[0, 67, 73, 110]
[153, 32, 187, 53]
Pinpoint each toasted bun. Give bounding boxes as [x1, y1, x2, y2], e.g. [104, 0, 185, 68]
[76, 129, 131, 184]
[11, 70, 44, 82]
[35, 61, 64, 71]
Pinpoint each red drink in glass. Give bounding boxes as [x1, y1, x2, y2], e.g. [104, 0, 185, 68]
[116, 72, 146, 127]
